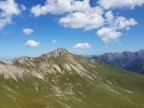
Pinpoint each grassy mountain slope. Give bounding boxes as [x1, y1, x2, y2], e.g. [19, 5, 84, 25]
[0, 48, 144, 108]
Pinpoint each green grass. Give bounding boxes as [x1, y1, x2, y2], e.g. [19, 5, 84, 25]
[0, 52, 144, 108]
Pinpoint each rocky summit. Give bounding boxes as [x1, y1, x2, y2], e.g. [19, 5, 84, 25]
[0, 48, 144, 108]
[40, 48, 67, 58]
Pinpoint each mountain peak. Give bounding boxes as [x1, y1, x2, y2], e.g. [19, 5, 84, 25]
[54, 48, 67, 52]
[139, 49, 144, 52]
[19, 56, 30, 59]
[13, 56, 30, 61]
[40, 48, 68, 58]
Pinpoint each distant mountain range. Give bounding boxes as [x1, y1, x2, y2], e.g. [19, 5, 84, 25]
[91, 49, 144, 74]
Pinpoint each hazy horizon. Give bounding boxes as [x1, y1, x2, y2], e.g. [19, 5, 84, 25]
[1, 48, 144, 61]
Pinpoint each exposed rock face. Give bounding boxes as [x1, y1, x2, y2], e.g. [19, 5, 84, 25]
[40, 48, 67, 58]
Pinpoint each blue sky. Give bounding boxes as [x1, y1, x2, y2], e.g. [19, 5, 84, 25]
[0, 0, 144, 60]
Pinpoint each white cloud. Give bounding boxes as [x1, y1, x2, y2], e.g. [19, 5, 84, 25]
[23, 28, 34, 35]
[31, 0, 90, 17]
[98, 0, 144, 9]
[25, 40, 40, 47]
[105, 11, 114, 25]
[74, 43, 91, 49]
[59, 8, 104, 30]
[0, 17, 12, 30]
[20, 4, 26, 11]
[105, 11, 137, 29]
[51, 39, 57, 44]
[0, 0, 25, 30]
[30, 0, 138, 45]
[114, 16, 137, 29]
[97, 27, 122, 44]
[0, 0, 20, 17]
[97, 11, 137, 44]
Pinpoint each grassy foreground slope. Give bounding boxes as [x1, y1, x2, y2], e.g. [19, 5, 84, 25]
[0, 48, 144, 108]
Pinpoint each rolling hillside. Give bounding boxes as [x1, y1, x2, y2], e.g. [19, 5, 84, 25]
[0, 48, 144, 108]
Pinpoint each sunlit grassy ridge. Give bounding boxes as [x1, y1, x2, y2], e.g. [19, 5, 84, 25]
[0, 49, 144, 108]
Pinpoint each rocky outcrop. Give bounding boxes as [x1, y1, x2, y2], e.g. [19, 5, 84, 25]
[40, 48, 67, 58]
